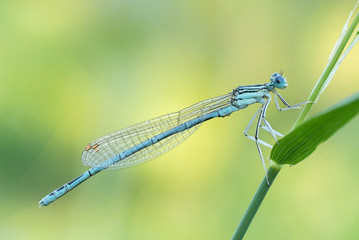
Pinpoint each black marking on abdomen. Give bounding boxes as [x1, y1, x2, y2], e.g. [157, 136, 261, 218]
[67, 175, 82, 185]
[56, 186, 65, 191]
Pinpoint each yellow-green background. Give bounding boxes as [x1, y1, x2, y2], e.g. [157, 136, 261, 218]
[1, 0, 358, 239]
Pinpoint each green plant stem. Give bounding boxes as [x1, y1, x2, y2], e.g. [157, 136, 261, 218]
[232, 6, 359, 240]
[232, 164, 281, 240]
[294, 9, 359, 129]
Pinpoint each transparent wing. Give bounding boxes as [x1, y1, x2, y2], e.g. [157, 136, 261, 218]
[81, 93, 232, 170]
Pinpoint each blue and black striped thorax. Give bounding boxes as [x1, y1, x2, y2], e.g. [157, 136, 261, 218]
[231, 72, 288, 98]
[232, 84, 269, 95]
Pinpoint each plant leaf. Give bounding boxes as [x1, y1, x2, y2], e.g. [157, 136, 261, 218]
[271, 93, 359, 165]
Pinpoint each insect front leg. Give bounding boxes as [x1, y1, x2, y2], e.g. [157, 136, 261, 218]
[274, 91, 310, 111]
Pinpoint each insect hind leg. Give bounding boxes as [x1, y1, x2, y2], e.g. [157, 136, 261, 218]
[244, 107, 273, 148]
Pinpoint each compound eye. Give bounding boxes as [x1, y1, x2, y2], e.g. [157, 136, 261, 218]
[274, 76, 281, 84]
[273, 75, 287, 89]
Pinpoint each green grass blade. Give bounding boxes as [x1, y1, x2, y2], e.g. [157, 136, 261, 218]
[293, 4, 359, 128]
[271, 93, 359, 165]
[233, 3, 359, 238]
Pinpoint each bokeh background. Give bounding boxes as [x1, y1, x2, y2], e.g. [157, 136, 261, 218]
[1, 0, 359, 239]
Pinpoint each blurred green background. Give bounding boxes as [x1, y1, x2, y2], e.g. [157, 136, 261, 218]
[1, 0, 358, 239]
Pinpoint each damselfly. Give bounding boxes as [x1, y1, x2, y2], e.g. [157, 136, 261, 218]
[39, 72, 306, 207]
